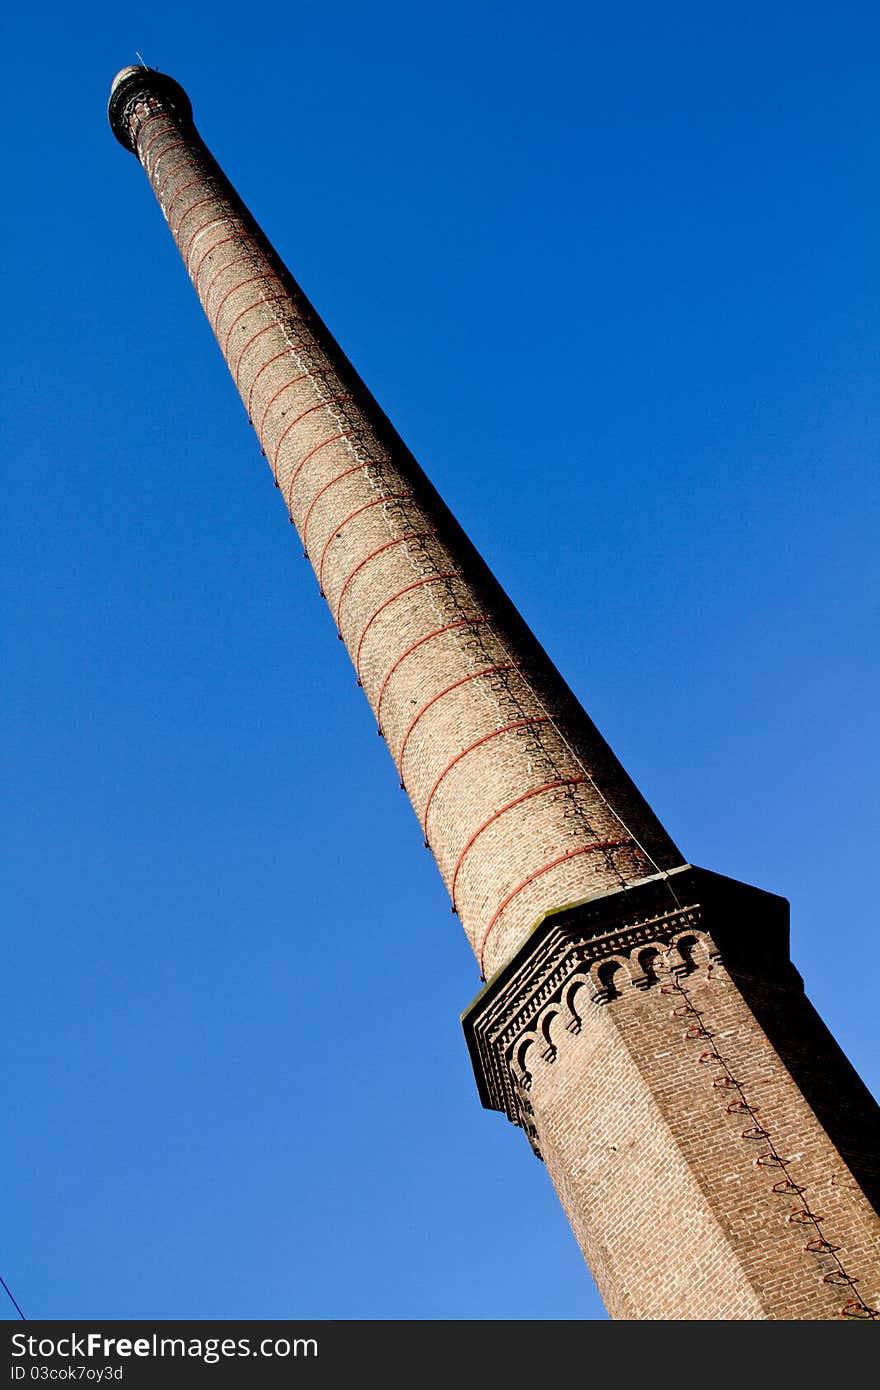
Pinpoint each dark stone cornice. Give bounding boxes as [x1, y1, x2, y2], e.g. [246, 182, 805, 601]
[108, 66, 194, 153]
[461, 865, 791, 1142]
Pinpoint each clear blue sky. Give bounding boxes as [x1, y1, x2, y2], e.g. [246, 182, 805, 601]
[3, 1, 879, 1321]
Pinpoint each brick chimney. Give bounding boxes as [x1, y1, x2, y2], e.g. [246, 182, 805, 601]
[109, 66, 880, 1319]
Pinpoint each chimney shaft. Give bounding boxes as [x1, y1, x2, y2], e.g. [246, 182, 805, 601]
[108, 65, 683, 981]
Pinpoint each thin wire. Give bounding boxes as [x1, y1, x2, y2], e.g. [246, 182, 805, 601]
[0, 1273, 25, 1320]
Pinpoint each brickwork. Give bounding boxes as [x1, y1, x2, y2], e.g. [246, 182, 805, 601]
[541, 940, 880, 1318]
[109, 68, 880, 1319]
[465, 870, 880, 1318]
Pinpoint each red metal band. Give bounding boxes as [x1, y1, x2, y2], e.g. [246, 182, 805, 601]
[171, 194, 214, 239]
[450, 777, 589, 909]
[180, 212, 226, 269]
[131, 110, 167, 150]
[155, 155, 200, 205]
[202, 254, 263, 312]
[477, 838, 629, 975]
[189, 229, 235, 285]
[317, 494, 413, 593]
[147, 140, 188, 180]
[138, 121, 177, 165]
[353, 572, 462, 683]
[256, 371, 312, 439]
[149, 150, 191, 200]
[213, 274, 275, 335]
[376, 615, 487, 733]
[221, 292, 284, 358]
[398, 664, 517, 773]
[231, 309, 292, 383]
[335, 531, 437, 634]
[301, 460, 391, 553]
[247, 347, 302, 419]
[422, 715, 551, 836]
[166, 178, 203, 227]
[283, 431, 356, 512]
[272, 396, 353, 472]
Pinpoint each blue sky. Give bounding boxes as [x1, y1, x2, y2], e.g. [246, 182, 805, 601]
[3, 1, 879, 1321]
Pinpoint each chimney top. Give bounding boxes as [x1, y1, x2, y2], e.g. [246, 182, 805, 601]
[108, 66, 193, 153]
